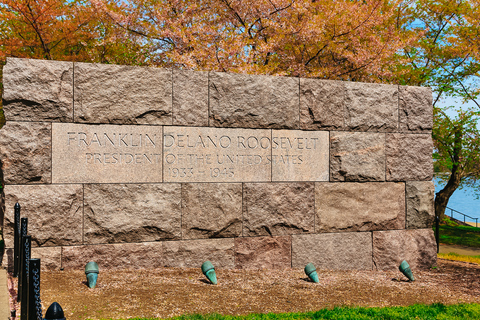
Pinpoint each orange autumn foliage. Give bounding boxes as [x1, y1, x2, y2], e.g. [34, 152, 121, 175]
[0, 0, 148, 64]
[0, 0, 478, 87]
[0, 0, 477, 89]
[91, 0, 419, 82]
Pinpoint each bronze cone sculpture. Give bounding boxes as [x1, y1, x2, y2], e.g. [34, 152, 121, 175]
[201, 261, 217, 285]
[399, 260, 415, 281]
[85, 261, 99, 288]
[304, 263, 319, 283]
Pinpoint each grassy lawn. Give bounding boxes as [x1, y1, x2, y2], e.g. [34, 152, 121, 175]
[438, 252, 480, 264]
[438, 221, 480, 247]
[115, 304, 480, 320]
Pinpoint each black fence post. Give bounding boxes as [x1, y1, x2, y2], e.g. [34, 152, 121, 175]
[44, 302, 66, 320]
[20, 235, 31, 319]
[28, 259, 42, 320]
[435, 216, 440, 254]
[18, 217, 28, 302]
[13, 203, 21, 277]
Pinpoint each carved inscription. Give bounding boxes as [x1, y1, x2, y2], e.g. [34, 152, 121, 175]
[163, 127, 271, 182]
[272, 130, 329, 181]
[52, 124, 329, 183]
[52, 123, 163, 183]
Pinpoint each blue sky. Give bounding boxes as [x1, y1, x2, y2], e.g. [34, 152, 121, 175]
[435, 94, 480, 130]
[437, 95, 478, 113]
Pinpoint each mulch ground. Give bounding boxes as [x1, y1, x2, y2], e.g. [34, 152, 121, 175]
[7, 258, 480, 319]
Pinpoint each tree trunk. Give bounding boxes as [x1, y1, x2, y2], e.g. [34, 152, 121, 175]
[435, 126, 465, 221]
[435, 170, 462, 220]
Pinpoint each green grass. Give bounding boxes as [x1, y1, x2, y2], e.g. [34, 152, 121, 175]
[438, 223, 480, 247]
[105, 304, 480, 320]
[439, 252, 480, 264]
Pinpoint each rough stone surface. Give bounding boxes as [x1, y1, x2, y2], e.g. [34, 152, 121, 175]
[1, 58, 438, 273]
[399, 86, 433, 132]
[51, 123, 163, 183]
[3, 58, 73, 122]
[163, 126, 271, 182]
[330, 132, 385, 181]
[315, 182, 405, 232]
[62, 242, 164, 270]
[181, 183, 242, 239]
[292, 233, 373, 270]
[1, 248, 13, 272]
[406, 181, 435, 229]
[173, 69, 208, 126]
[300, 79, 344, 130]
[162, 238, 235, 268]
[373, 229, 437, 270]
[234, 236, 291, 269]
[243, 183, 315, 236]
[0, 121, 51, 184]
[272, 130, 329, 182]
[4, 184, 83, 247]
[31, 247, 62, 270]
[74, 62, 172, 124]
[386, 133, 433, 181]
[209, 72, 299, 129]
[84, 184, 181, 244]
[345, 82, 398, 132]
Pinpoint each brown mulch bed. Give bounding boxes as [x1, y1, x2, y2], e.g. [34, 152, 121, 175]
[8, 259, 480, 319]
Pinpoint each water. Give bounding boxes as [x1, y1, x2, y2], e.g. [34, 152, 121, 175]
[434, 178, 480, 221]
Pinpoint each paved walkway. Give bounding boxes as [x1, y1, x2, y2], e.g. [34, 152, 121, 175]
[464, 222, 479, 228]
[0, 269, 9, 320]
[439, 244, 480, 256]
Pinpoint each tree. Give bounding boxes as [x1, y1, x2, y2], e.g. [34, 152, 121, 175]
[398, 0, 480, 219]
[91, 0, 419, 82]
[433, 107, 480, 220]
[399, 0, 480, 103]
[0, 0, 150, 63]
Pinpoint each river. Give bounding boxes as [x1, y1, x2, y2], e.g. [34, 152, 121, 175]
[434, 178, 480, 222]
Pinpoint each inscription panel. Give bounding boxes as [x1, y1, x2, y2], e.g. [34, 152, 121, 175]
[163, 127, 271, 182]
[52, 125, 330, 183]
[52, 123, 163, 183]
[272, 130, 329, 181]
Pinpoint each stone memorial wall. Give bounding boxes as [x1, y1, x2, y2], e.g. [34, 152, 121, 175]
[0, 57, 436, 271]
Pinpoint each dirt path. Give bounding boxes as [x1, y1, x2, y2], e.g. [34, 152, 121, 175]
[3, 259, 477, 320]
[440, 244, 480, 256]
[0, 269, 9, 320]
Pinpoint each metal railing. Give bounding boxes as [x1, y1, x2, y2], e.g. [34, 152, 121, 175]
[12, 203, 43, 320]
[447, 206, 479, 228]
